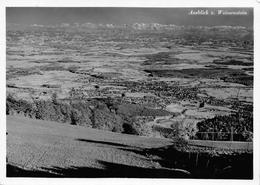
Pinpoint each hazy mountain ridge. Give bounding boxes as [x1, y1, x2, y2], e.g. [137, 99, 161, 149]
[7, 22, 253, 43]
[7, 22, 251, 31]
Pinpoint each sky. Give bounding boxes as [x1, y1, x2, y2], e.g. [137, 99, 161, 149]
[6, 7, 253, 27]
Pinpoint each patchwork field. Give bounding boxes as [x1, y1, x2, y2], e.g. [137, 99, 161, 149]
[6, 25, 253, 141]
[6, 24, 253, 178]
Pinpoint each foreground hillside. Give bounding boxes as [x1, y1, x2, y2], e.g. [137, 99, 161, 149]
[7, 116, 252, 178]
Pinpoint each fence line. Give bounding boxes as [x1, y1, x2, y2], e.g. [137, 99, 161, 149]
[193, 129, 252, 141]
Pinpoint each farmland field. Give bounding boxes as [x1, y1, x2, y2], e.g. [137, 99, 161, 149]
[7, 23, 253, 141]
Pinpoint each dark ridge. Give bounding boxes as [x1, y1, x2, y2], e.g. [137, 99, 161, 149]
[213, 59, 253, 66]
[6, 163, 190, 178]
[76, 138, 130, 148]
[144, 68, 253, 86]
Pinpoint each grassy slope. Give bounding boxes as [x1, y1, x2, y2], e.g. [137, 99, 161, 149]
[7, 116, 182, 177]
[6, 116, 253, 178]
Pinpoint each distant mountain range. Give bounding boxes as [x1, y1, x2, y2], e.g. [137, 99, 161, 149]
[7, 22, 250, 31]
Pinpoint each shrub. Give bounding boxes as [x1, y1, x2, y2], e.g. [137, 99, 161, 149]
[122, 123, 139, 135]
[196, 111, 253, 141]
[6, 94, 34, 116]
[170, 120, 198, 140]
[131, 118, 153, 136]
[70, 109, 81, 125]
[91, 103, 123, 132]
[51, 92, 58, 104]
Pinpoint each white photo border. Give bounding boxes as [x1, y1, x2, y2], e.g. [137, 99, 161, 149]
[0, 1, 259, 185]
